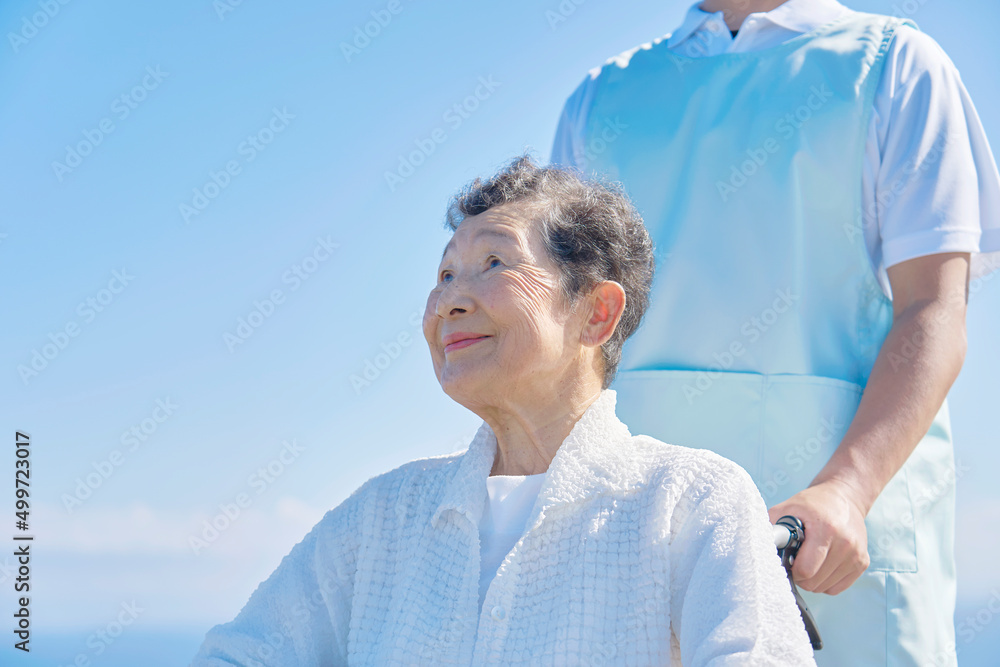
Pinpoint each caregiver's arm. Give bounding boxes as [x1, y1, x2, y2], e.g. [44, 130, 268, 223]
[769, 251, 969, 595]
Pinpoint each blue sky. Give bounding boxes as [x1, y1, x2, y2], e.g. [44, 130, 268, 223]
[1, 0, 998, 664]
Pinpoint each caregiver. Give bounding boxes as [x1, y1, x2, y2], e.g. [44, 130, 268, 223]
[189, 156, 816, 665]
[550, 0, 1000, 665]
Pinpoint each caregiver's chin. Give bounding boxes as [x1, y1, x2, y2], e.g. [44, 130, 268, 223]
[423, 204, 627, 477]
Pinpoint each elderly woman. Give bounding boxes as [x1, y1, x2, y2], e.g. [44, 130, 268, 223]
[190, 156, 816, 666]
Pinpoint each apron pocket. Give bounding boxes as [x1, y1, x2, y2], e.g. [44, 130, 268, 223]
[762, 374, 916, 572]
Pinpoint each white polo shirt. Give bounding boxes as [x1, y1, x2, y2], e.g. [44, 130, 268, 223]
[551, 0, 1000, 298]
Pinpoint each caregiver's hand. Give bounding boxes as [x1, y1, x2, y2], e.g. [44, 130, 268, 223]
[768, 479, 870, 596]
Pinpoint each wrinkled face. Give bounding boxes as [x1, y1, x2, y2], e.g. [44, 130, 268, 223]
[423, 205, 581, 406]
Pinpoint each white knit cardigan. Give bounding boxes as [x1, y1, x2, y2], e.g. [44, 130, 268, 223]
[191, 389, 816, 666]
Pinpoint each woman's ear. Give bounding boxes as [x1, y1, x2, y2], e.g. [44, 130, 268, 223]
[580, 281, 627, 348]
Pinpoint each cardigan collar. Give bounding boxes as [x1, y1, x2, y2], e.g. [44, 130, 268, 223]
[431, 389, 633, 529]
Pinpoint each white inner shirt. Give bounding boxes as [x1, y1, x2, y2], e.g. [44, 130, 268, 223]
[551, 0, 1000, 297]
[477, 472, 547, 615]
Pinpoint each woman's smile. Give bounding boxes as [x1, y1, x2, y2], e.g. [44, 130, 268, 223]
[443, 333, 492, 353]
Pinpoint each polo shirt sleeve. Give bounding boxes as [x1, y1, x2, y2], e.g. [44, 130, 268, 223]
[874, 25, 1000, 287]
[188, 500, 359, 666]
[667, 455, 817, 666]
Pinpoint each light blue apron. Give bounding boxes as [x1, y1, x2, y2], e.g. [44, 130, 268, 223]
[580, 12, 957, 666]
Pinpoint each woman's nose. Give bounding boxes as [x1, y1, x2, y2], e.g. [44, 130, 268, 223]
[435, 277, 475, 318]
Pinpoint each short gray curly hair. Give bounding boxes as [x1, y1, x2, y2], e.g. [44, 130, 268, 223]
[444, 154, 655, 389]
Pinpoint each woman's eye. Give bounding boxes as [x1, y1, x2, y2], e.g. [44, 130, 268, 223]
[488, 257, 502, 269]
[439, 271, 453, 283]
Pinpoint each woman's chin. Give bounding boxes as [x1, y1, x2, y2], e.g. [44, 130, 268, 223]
[439, 372, 489, 406]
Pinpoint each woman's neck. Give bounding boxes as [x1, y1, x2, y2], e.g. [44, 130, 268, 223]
[478, 383, 604, 476]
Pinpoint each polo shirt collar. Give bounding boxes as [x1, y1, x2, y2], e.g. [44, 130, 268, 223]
[666, 3, 719, 49]
[667, 0, 852, 49]
[746, 0, 851, 34]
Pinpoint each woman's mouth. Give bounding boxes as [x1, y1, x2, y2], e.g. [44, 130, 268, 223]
[443, 335, 490, 353]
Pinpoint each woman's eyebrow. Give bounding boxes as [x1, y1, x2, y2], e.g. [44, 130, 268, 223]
[440, 228, 520, 261]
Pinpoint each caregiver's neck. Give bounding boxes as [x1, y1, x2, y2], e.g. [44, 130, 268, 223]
[699, 0, 790, 32]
